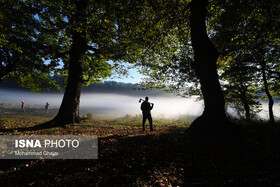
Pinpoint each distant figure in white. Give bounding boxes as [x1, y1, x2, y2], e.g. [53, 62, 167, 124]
[45, 102, 50, 114]
[21, 101, 25, 112]
[140, 97, 154, 131]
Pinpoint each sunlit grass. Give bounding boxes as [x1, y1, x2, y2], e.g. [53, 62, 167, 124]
[0, 113, 191, 136]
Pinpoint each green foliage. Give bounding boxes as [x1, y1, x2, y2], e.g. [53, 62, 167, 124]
[1, 0, 279, 120]
[217, 51, 261, 120]
[112, 0, 201, 97]
[32, 0, 171, 87]
[2, 0, 142, 91]
[33, 0, 114, 86]
[0, 0, 60, 92]
[132, 0, 279, 120]
[212, 0, 280, 119]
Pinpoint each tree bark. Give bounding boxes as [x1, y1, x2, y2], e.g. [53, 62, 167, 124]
[188, 0, 232, 133]
[261, 62, 275, 125]
[52, 0, 89, 126]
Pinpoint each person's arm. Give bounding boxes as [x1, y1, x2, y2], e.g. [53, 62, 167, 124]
[150, 103, 154, 110]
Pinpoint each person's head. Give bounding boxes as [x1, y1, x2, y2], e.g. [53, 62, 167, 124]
[145, 97, 149, 101]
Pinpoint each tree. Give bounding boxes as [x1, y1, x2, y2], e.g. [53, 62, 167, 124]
[129, 0, 279, 129]
[185, 0, 236, 133]
[122, 0, 241, 131]
[33, 0, 124, 125]
[220, 56, 261, 121]
[0, 0, 58, 92]
[257, 47, 278, 124]
[35, 0, 153, 126]
[43, 0, 234, 129]
[213, 0, 280, 124]
[139, 42, 200, 97]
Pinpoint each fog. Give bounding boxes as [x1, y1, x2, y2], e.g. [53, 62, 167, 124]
[80, 93, 203, 118]
[0, 89, 203, 118]
[0, 89, 279, 120]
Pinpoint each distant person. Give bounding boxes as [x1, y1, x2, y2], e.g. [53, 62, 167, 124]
[21, 101, 25, 112]
[140, 97, 154, 131]
[45, 102, 50, 114]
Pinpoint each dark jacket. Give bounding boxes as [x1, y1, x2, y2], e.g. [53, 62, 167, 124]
[141, 101, 153, 113]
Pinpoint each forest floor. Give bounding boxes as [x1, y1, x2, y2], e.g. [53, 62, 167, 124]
[1, 112, 280, 186]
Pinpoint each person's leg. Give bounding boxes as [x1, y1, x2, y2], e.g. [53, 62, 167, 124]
[142, 115, 147, 131]
[148, 114, 153, 131]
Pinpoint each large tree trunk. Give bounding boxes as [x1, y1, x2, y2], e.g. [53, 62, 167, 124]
[52, 0, 89, 126]
[188, 0, 232, 133]
[261, 62, 275, 125]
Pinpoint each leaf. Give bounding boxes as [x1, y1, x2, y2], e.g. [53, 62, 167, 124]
[168, 176, 174, 181]
[29, 182, 35, 186]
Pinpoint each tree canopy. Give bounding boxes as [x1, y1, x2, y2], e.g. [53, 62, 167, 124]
[136, 0, 280, 122]
[0, 0, 59, 92]
[1, 0, 279, 126]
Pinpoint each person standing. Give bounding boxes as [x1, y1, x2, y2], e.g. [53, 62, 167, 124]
[21, 101, 25, 112]
[141, 97, 154, 131]
[45, 102, 50, 114]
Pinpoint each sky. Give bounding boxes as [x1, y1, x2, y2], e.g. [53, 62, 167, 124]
[108, 68, 144, 84]
[106, 60, 146, 84]
[49, 59, 145, 84]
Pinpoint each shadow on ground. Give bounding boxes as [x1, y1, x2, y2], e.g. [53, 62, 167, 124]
[0, 122, 53, 132]
[1, 124, 280, 186]
[0, 128, 185, 186]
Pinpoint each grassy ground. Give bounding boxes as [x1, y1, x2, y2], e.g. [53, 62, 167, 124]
[0, 113, 188, 186]
[1, 113, 280, 186]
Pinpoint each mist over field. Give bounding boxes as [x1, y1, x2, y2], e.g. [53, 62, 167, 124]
[80, 93, 203, 118]
[0, 89, 203, 119]
[0, 89, 279, 120]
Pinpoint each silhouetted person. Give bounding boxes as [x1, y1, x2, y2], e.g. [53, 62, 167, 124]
[141, 97, 154, 131]
[45, 102, 50, 114]
[21, 101, 25, 112]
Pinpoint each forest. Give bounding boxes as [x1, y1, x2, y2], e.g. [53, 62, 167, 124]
[0, 78, 166, 96]
[0, 0, 280, 186]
